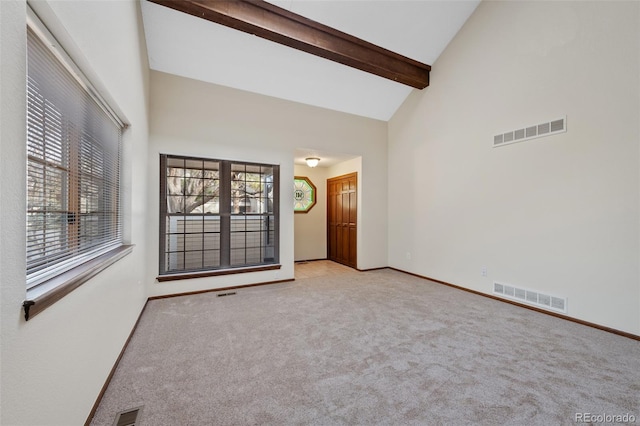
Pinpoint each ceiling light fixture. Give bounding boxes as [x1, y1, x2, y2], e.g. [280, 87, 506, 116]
[305, 157, 320, 168]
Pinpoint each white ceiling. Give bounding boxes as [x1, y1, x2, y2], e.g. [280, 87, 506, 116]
[293, 147, 359, 168]
[141, 0, 480, 122]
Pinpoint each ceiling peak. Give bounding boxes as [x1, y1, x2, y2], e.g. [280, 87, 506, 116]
[148, 0, 431, 89]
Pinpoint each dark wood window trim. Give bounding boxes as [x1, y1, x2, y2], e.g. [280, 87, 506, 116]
[23, 245, 134, 321]
[156, 263, 281, 282]
[159, 154, 280, 277]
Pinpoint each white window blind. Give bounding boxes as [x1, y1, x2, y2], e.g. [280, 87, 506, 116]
[26, 27, 124, 288]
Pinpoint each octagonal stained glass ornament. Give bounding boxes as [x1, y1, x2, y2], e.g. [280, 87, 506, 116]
[294, 176, 317, 213]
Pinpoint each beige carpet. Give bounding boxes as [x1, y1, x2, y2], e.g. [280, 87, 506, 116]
[90, 264, 640, 425]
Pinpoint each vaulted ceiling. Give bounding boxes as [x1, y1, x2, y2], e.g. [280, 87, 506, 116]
[141, 0, 480, 121]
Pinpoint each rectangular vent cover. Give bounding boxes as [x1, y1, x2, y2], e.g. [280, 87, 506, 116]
[493, 117, 566, 148]
[114, 407, 142, 426]
[493, 282, 567, 313]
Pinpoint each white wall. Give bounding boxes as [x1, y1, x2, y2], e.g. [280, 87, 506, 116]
[148, 71, 387, 297]
[388, 1, 640, 334]
[294, 165, 329, 261]
[0, 1, 150, 425]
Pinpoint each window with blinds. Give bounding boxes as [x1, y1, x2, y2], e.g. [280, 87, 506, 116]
[26, 26, 124, 289]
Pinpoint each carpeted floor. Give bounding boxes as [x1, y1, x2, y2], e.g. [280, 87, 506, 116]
[90, 262, 640, 425]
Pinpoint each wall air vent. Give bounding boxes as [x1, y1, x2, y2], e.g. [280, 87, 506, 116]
[493, 117, 566, 148]
[493, 281, 567, 313]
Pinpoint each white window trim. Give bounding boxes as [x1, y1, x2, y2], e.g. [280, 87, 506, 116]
[23, 4, 133, 321]
[26, 6, 125, 129]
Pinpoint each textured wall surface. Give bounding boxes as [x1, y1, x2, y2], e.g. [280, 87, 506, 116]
[0, 1, 150, 424]
[389, 1, 640, 334]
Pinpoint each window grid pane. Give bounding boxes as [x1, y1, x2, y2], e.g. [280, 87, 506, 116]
[160, 156, 278, 274]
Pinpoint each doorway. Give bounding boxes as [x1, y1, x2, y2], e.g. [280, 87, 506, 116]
[327, 172, 357, 268]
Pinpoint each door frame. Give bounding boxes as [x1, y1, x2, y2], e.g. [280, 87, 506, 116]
[326, 172, 357, 269]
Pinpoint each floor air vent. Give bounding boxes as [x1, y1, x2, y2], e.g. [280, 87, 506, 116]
[217, 292, 236, 297]
[494, 117, 566, 148]
[493, 282, 567, 313]
[113, 407, 142, 426]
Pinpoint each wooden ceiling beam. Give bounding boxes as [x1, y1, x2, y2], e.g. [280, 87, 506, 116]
[148, 0, 431, 89]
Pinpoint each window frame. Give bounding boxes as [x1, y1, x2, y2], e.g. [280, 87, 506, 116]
[158, 154, 280, 281]
[23, 9, 131, 321]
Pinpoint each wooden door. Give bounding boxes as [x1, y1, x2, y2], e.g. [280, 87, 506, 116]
[327, 172, 357, 268]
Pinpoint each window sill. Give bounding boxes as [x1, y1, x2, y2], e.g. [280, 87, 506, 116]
[156, 264, 281, 282]
[23, 245, 134, 321]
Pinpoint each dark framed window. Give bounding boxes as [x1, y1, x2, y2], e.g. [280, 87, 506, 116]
[159, 154, 279, 278]
[26, 24, 125, 291]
